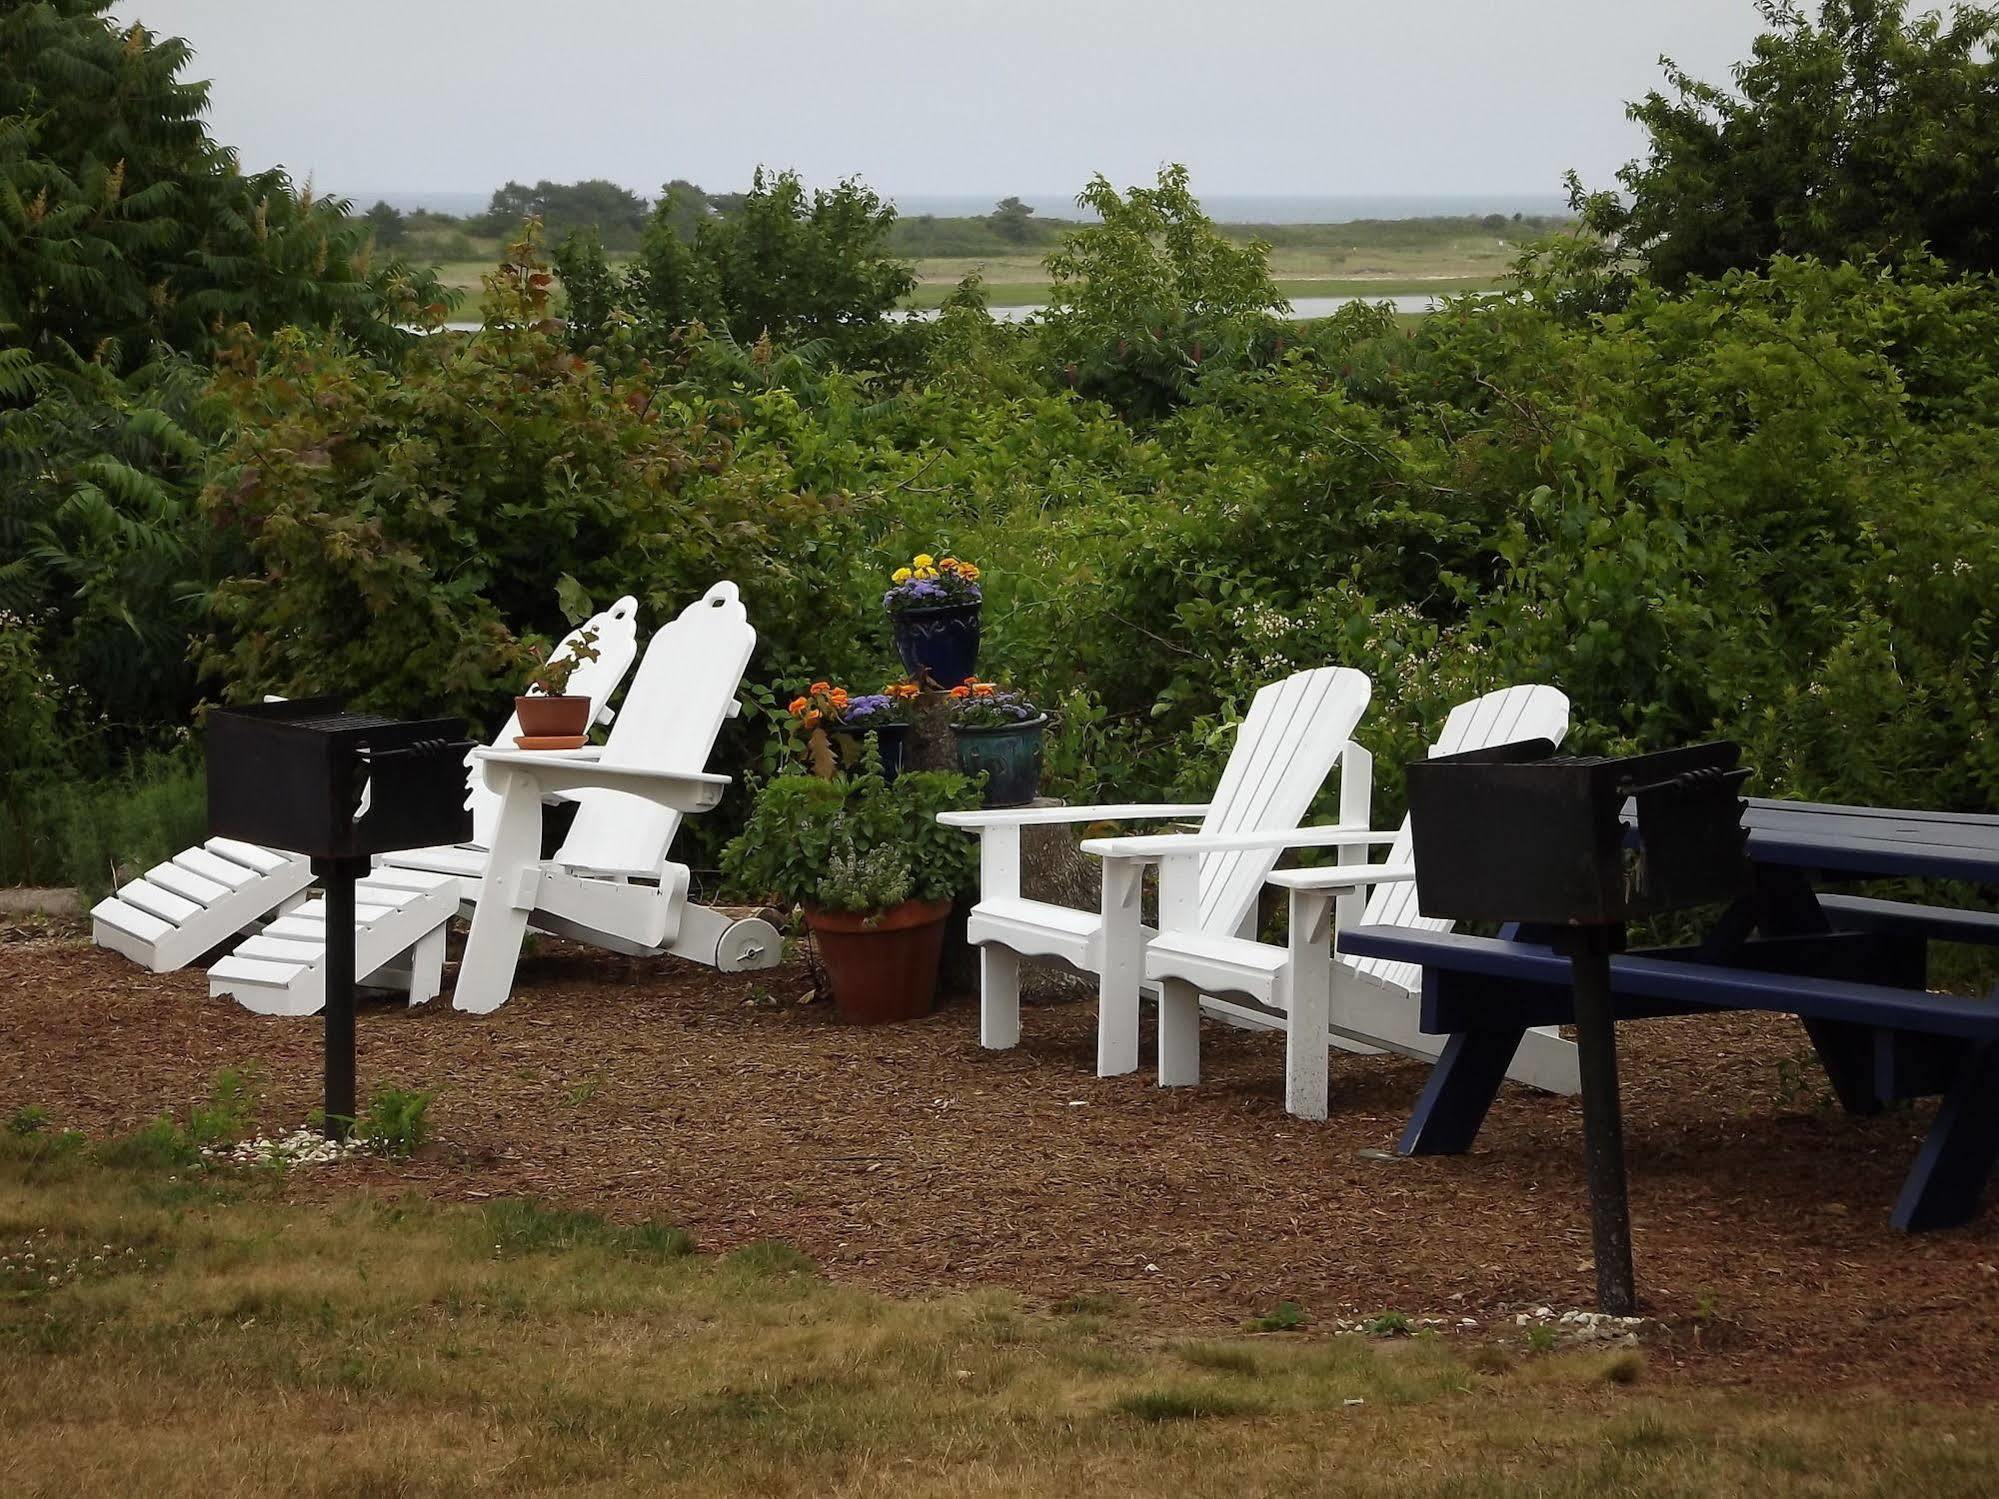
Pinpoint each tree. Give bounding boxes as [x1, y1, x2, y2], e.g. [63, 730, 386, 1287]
[987, 195, 1036, 243]
[480, 178, 649, 248]
[0, 0, 440, 753]
[364, 200, 407, 248]
[0, 1, 436, 371]
[1037, 164, 1287, 418]
[1578, 0, 1999, 285]
[622, 168, 913, 350]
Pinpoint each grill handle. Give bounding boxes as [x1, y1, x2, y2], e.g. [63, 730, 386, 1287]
[1619, 765, 1752, 799]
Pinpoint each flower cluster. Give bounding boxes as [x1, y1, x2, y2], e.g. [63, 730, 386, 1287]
[787, 680, 916, 731]
[883, 552, 982, 615]
[945, 677, 1041, 728]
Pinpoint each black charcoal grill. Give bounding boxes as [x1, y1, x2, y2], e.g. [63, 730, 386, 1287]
[207, 698, 474, 1138]
[1404, 739, 1752, 1312]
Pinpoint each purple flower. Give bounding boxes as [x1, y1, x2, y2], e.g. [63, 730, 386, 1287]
[840, 693, 894, 724]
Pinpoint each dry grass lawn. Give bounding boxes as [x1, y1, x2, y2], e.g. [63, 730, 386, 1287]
[3, 1131, 1996, 1497]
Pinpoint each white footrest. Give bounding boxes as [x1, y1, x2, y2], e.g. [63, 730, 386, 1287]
[91, 839, 316, 973]
[209, 869, 460, 1017]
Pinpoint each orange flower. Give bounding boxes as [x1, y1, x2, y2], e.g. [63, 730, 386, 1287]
[973, 682, 996, 696]
[804, 709, 822, 726]
[949, 685, 971, 698]
[809, 681, 830, 695]
[788, 696, 809, 714]
[830, 689, 849, 706]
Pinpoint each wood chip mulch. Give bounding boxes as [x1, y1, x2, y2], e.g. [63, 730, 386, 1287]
[4, 924, 1996, 1397]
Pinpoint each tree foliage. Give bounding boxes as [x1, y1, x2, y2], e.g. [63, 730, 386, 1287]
[1579, 0, 1999, 286]
[480, 177, 651, 250]
[562, 168, 915, 360]
[0, 0, 438, 370]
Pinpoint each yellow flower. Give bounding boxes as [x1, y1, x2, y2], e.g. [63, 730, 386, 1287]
[913, 553, 935, 569]
[915, 567, 938, 580]
[892, 567, 912, 583]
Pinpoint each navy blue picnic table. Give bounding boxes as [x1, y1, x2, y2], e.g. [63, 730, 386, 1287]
[1339, 797, 1999, 1232]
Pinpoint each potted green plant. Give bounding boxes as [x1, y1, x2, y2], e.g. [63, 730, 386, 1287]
[722, 753, 980, 1023]
[947, 678, 1047, 808]
[786, 679, 919, 781]
[514, 626, 601, 747]
[884, 552, 983, 688]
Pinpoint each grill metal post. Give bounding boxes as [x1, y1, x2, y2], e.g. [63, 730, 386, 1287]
[1566, 926, 1636, 1314]
[313, 855, 370, 1139]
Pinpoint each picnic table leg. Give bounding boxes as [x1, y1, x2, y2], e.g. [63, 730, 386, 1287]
[1799, 1019, 1888, 1115]
[1398, 1024, 1527, 1156]
[1568, 930, 1637, 1315]
[1892, 1041, 1999, 1232]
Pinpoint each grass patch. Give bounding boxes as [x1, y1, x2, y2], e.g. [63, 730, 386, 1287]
[1113, 1384, 1268, 1422]
[0, 746, 204, 895]
[479, 1198, 694, 1262]
[2, 1143, 1996, 1493]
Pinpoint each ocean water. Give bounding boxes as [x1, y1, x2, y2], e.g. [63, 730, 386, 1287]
[358, 189, 1567, 225]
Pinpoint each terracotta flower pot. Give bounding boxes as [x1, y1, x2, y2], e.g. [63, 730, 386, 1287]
[804, 897, 952, 1024]
[515, 694, 590, 748]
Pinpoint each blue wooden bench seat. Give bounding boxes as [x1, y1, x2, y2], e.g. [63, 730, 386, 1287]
[1818, 893, 1999, 947]
[1336, 923, 1999, 1232]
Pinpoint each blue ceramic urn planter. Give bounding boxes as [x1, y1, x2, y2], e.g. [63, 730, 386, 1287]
[951, 715, 1048, 808]
[892, 602, 982, 690]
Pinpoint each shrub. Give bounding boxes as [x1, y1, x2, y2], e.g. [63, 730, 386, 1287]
[721, 766, 980, 915]
[195, 231, 845, 735]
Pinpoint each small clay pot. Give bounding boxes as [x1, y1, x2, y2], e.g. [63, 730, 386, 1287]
[804, 897, 952, 1023]
[514, 694, 590, 747]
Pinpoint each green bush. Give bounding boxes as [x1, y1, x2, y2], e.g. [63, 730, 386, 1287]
[721, 767, 981, 914]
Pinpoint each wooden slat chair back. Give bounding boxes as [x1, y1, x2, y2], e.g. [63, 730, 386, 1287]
[553, 581, 756, 879]
[1195, 667, 1375, 938]
[467, 597, 641, 848]
[1350, 684, 1571, 995]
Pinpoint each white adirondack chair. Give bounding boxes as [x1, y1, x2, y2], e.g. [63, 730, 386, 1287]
[938, 667, 1373, 1077]
[451, 580, 781, 1014]
[99, 599, 641, 989]
[1085, 685, 1580, 1119]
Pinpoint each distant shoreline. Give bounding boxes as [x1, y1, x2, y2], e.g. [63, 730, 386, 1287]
[351, 189, 1571, 226]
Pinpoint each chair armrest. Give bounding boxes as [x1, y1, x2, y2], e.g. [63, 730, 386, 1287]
[1267, 862, 1416, 893]
[1079, 824, 1398, 859]
[937, 802, 1211, 830]
[474, 749, 730, 812]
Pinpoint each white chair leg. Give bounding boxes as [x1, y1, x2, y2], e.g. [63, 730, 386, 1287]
[1157, 977, 1201, 1086]
[980, 944, 1021, 1050]
[1285, 890, 1334, 1121]
[453, 770, 541, 1014]
[405, 922, 447, 1006]
[1096, 859, 1144, 1077]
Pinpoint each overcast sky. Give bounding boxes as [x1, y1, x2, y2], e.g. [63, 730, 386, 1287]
[112, 0, 1762, 203]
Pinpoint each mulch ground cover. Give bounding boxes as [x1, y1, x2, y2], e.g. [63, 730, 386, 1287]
[5, 922, 1996, 1397]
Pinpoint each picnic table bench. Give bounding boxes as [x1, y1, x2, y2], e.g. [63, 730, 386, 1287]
[1335, 927, 1999, 1231]
[1337, 797, 1999, 1233]
[1338, 923, 1999, 1230]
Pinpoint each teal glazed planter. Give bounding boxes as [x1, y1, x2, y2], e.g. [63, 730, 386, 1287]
[892, 602, 982, 689]
[952, 715, 1048, 808]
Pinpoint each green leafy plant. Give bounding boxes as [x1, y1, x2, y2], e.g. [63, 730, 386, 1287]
[525, 626, 601, 698]
[721, 761, 980, 916]
[1361, 1311, 1413, 1338]
[1243, 1300, 1307, 1333]
[357, 1087, 433, 1159]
